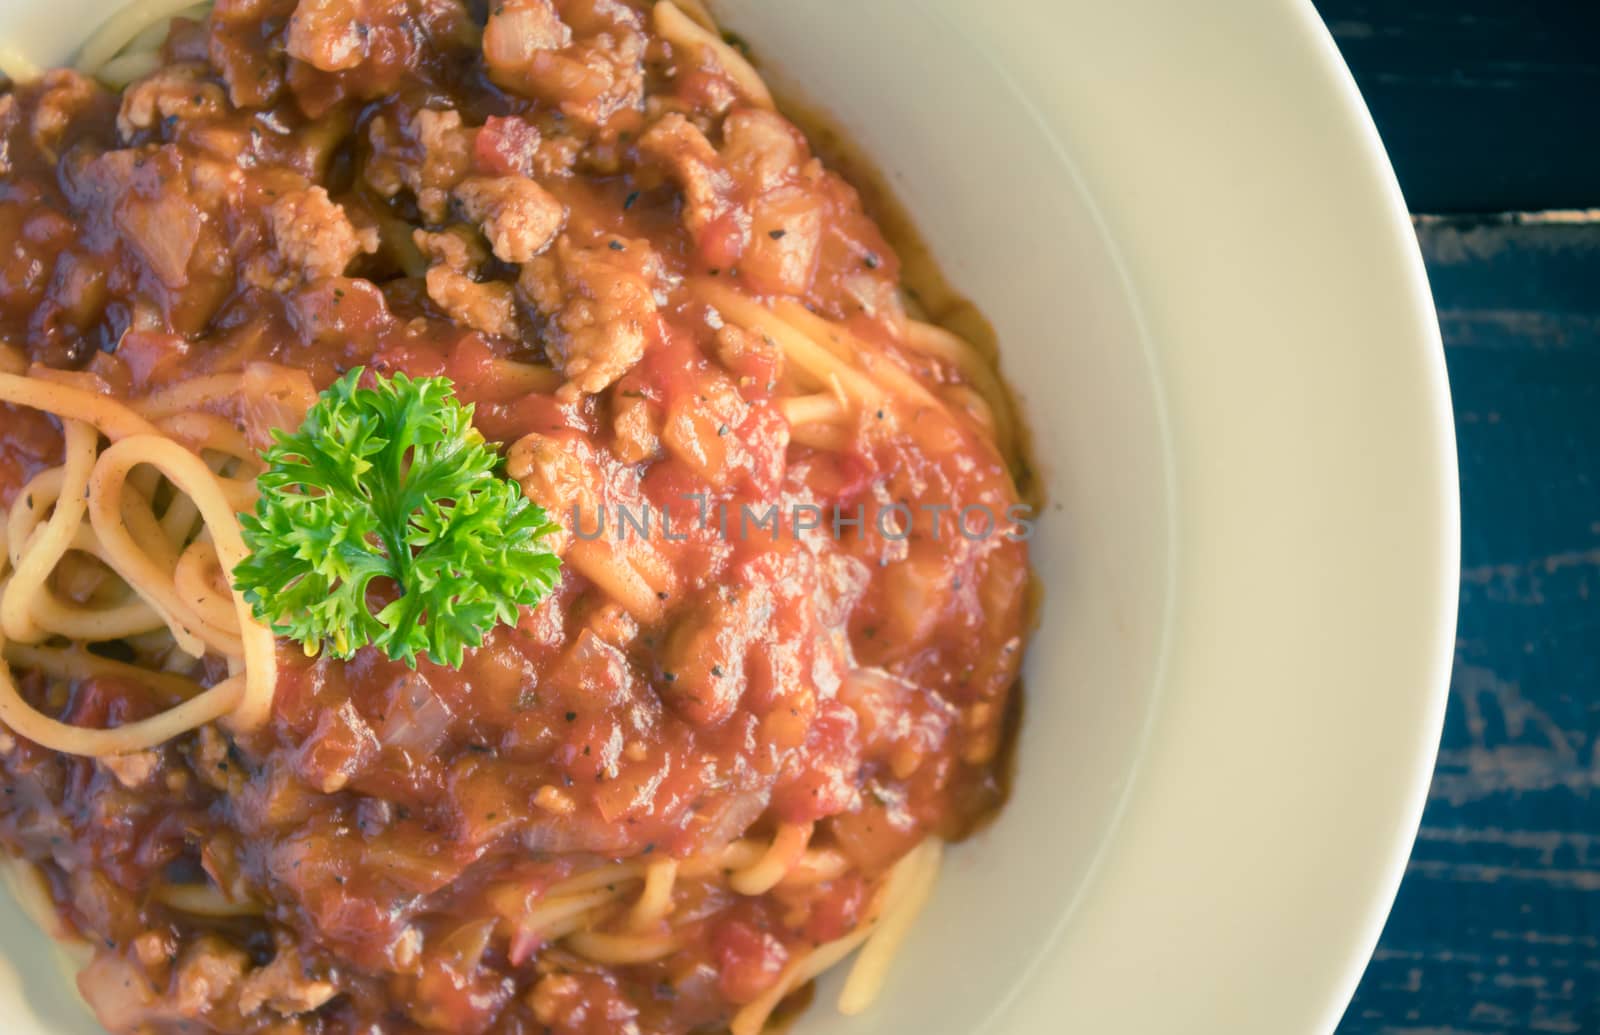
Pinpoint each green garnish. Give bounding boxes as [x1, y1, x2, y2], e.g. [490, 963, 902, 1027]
[234, 368, 561, 669]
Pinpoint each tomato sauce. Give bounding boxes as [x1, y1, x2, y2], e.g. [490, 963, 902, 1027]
[0, 2, 1030, 1032]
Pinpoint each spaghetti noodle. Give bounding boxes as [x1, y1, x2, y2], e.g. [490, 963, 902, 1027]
[0, 2, 1031, 1033]
[0, 374, 275, 757]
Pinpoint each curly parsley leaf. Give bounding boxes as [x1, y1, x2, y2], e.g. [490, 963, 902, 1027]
[233, 368, 562, 669]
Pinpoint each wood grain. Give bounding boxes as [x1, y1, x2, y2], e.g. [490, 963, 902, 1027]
[1337, 220, 1600, 1034]
[1313, 0, 1600, 212]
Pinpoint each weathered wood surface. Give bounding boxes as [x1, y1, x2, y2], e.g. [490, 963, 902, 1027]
[1314, 0, 1600, 212]
[1308, 4, 1600, 1028]
[1336, 219, 1600, 1033]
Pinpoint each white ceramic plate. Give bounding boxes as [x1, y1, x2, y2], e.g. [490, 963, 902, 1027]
[0, 1, 1458, 1033]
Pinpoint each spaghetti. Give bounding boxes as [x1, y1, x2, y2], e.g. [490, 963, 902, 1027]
[0, 1, 1031, 1034]
[0, 374, 276, 757]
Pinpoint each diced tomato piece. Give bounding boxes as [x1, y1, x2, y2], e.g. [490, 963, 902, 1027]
[711, 916, 789, 1004]
[474, 116, 541, 178]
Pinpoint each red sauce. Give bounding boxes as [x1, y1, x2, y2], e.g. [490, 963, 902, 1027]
[0, 3, 1030, 1033]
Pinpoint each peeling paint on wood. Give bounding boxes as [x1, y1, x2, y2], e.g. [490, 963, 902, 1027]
[1337, 220, 1600, 1033]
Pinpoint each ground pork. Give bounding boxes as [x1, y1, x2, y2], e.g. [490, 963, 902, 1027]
[636, 112, 733, 240]
[30, 69, 98, 159]
[517, 234, 667, 395]
[424, 267, 519, 338]
[237, 943, 337, 1015]
[452, 175, 565, 263]
[414, 226, 489, 271]
[261, 186, 378, 288]
[365, 107, 474, 223]
[100, 750, 160, 789]
[483, 0, 645, 127]
[117, 63, 227, 139]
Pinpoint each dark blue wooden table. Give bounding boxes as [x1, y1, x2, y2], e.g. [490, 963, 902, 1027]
[1317, 2, 1600, 1032]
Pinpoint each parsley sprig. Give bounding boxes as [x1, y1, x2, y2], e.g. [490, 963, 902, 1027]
[234, 368, 561, 669]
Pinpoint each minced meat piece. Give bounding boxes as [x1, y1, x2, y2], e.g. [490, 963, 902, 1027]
[263, 185, 378, 287]
[636, 112, 733, 241]
[116, 63, 226, 139]
[452, 175, 566, 264]
[100, 750, 160, 789]
[483, 0, 645, 126]
[517, 234, 667, 395]
[424, 267, 518, 338]
[237, 943, 337, 1016]
[413, 226, 488, 272]
[30, 69, 99, 159]
[365, 106, 474, 223]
